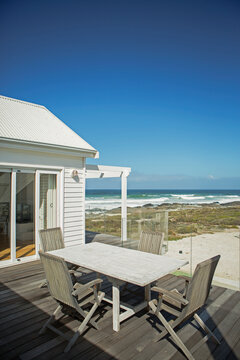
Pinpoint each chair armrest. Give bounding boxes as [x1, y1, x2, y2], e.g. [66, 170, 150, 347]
[72, 279, 103, 296]
[69, 269, 78, 274]
[151, 286, 189, 306]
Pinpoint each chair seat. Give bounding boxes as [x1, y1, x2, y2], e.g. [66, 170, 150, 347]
[77, 266, 94, 275]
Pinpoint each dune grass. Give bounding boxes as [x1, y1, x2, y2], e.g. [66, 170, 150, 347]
[86, 204, 240, 241]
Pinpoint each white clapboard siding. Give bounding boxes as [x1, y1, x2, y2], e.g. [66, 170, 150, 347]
[64, 188, 84, 193]
[64, 204, 83, 211]
[64, 195, 83, 201]
[64, 193, 84, 198]
[64, 216, 83, 222]
[62, 239, 84, 247]
[64, 206, 83, 213]
[64, 233, 84, 242]
[63, 167, 85, 246]
[64, 229, 83, 237]
[64, 222, 83, 229]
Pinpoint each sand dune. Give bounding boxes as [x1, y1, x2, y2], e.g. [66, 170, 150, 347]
[166, 230, 240, 288]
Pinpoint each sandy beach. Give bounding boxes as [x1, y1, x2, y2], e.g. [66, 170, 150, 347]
[166, 229, 240, 288]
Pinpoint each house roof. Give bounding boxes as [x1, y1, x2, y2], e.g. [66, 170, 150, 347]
[0, 95, 98, 157]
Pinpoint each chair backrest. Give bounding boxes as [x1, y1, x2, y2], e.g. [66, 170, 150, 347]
[39, 227, 65, 252]
[138, 231, 164, 255]
[181, 255, 220, 320]
[39, 251, 78, 309]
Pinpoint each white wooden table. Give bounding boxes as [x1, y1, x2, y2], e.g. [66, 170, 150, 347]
[48, 242, 188, 332]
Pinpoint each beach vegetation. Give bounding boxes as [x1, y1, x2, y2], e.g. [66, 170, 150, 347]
[86, 204, 240, 241]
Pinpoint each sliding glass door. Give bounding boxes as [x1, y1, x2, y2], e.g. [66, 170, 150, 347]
[39, 173, 58, 230]
[0, 171, 11, 262]
[16, 172, 35, 259]
[0, 168, 60, 265]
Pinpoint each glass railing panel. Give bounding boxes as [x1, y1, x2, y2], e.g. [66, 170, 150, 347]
[103, 211, 121, 238]
[190, 204, 240, 290]
[167, 204, 240, 290]
[85, 194, 240, 291]
[167, 207, 193, 276]
[85, 205, 106, 243]
[126, 209, 169, 253]
[85, 205, 122, 245]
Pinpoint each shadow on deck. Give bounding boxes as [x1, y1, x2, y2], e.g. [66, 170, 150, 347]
[0, 243, 240, 359]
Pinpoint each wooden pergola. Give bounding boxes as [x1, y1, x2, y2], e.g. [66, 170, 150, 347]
[85, 165, 131, 241]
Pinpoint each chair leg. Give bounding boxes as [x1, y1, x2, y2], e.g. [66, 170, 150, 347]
[157, 311, 195, 360]
[39, 305, 62, 335]
[64, 292, 104, 353]
[194, 313, 221, 345]
[149, 300, 173, 341]
[88, 318, 99, 330]
[149, 300, 194, 360]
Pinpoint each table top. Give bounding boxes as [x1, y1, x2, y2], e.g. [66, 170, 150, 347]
[48, 242, 188, 286]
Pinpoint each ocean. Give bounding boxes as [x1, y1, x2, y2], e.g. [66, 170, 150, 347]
[85, 189, 240, 211]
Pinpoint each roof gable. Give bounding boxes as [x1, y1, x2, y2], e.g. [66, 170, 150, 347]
[0, 95, 97, 156]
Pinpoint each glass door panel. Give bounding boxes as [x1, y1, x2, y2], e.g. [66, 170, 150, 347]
[39, 174, 57, 230]
[16, 173, 35, 258]
[0, 172, 11, 261]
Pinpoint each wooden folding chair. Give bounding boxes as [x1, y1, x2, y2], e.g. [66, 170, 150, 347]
[39, 227, 92, 287]
[39, 251, 105, 353]
[138, 231, 164, 255]
[149, 255, 221, 360]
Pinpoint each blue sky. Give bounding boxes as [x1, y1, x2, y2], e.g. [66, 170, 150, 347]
[0, 0, 240, 189]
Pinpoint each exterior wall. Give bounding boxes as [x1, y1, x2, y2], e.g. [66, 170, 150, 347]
[0, 143, 86, 255]
[0, 143, 86, 168]
[64, 166, 85, 247]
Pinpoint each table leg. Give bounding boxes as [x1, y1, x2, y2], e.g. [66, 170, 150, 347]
[112, 279, 120, 332]
[144, 284, 151, 311]
[96, 272, 101, 292]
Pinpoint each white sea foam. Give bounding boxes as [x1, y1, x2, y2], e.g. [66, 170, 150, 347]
[171, 194, 195, 197]
[85, 193, 240, 211]
[171, 195, 205, 200]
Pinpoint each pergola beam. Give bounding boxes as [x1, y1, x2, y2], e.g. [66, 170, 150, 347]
[85, 164, 131, 242]
[85, 165, 131, 179]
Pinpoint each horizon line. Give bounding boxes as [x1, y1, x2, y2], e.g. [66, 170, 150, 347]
[85, 188, 240, 191]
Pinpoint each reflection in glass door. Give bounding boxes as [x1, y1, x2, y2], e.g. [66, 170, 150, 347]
[16, 173, 35, 258]
[39, 174, 57, 230]
[0, 169, 60, 264]
[0, 172, 11, 261]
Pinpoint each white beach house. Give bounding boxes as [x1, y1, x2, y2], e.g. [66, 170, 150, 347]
[0, 95, 130, 267]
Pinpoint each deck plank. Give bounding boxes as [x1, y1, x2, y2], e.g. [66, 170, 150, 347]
[0, 258, 239, 360]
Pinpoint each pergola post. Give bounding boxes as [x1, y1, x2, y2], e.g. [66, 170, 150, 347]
[85, 165, 131, 244]
[121, 171, 128, 242]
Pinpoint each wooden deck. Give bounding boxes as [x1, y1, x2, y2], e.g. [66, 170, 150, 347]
[0, 248, 240, 359]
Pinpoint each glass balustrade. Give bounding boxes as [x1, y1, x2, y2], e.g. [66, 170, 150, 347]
[85, 196, 240, 291]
